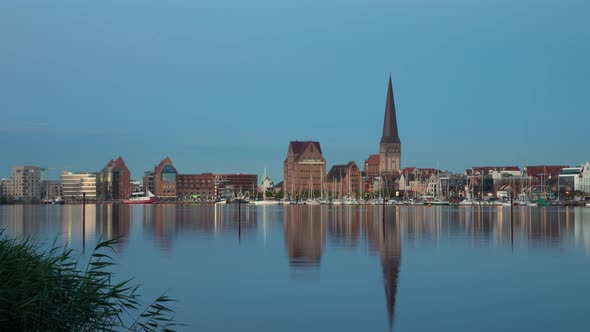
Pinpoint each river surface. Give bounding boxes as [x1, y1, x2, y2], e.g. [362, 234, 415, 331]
[1, 204, 590, 331]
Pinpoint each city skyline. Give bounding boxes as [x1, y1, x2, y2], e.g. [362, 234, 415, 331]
[1, 0, 588, 181]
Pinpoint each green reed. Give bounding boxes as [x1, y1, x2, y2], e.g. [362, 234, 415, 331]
[0, 231, 179, 331]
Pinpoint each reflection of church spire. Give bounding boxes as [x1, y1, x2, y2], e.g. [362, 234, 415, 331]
[380, 216, 401, 330]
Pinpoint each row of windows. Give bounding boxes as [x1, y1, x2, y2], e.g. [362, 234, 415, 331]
[179, 192, 213, 195]
[180, 184, 214, 188]
[179, 179, 213, 183]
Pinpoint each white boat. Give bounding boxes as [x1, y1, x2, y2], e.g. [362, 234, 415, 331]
[253, 199, 280, 205]
[123, 190, 157, 204]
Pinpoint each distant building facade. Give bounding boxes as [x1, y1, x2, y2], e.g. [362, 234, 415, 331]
[579, 162, 590, 193]
[399, 167, 438, 197]
[4, 166, 43, 201]
[1, 178, 12, 198]
[283, 141, 326, 197]
[61, 172, 97, 200]
[41, 180, 63, 200]
[363, 154, 380, 193]
[259, 177, 274, 193]
[327, 161, 362, 198]
[214, 174, 258, 197]
[148, 157, 257, 200]
[559, 162, 590, 196]
[177, 173, 215, 200]
[379, 76, 402, 174]
[97, 157, 131, 200]
[142, 171, 155, 195]
[153, 157, 178, 199]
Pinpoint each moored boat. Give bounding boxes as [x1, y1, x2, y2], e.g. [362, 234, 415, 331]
[123, 190, 157, 204]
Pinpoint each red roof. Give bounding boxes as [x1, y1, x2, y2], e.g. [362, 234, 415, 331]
[401, 167, 416, 174]
[366, 154, 380, 166]
[155, 156, 177, 173]
[525, 165, 568, 178]
[113, 156, 129, 171]
[289, 141, 322, 155]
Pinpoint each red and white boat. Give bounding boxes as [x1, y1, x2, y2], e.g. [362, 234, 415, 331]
[123, 190, 157, 204]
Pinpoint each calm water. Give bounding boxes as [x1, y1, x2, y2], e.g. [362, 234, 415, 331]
[1, 204, 590, 331]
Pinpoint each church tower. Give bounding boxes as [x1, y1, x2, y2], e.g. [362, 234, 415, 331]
[379, 75, 402, 173]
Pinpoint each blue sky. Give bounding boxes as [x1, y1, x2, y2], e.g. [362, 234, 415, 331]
[1, 0, 588, 181]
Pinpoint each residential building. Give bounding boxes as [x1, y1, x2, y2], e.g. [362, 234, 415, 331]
[559, 162, 590, 196]
[399, 167, 438, 197]
[327, 161, 362, 198]
[6, 166, 43, 201]
[177, 173, 215, 200]
[379, 75, 402, 174]
[465, 166, 520, 199]
[259, 176, 274, 193]
[438, 173, 468, 199]
[61, 172, 97, 200]
[142, 171, 154, 195]
[214, 173, 258, 197]
[559, 167, 581, 197]
[363, 154, 380, 193]
[579, 162, 590, 193]
[96, 157, 131, 200]
[364, 154, 380, 179]
[283, 141, 326, 198]
[0, 178, 11, 197]
[41, 180, 62, 200]
[153, 157, 178, 199]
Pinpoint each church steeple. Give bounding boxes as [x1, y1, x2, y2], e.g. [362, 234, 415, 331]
[379, 75, 402, 173]
[380, 74, 401, 144]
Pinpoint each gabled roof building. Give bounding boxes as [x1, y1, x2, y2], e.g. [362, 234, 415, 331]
[326, 161, 362, 198]
[97, 157, 131, 200]
[283, 141, 326, 197]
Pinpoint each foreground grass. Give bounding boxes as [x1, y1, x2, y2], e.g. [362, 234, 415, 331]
[0, 232, 179, 331]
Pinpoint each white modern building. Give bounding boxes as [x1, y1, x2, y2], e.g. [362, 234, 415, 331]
[578, 162, 590, 193]
[558, 162, 590, 196]
[61, 172, 97, 200]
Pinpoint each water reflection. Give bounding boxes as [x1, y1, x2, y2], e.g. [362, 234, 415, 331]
[381, 210, 401, 331]
[2, 205, 590, 331]
[283, 205, 325, 268]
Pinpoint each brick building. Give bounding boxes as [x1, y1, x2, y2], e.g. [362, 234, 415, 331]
[283, 141, 326, 197]
[214, 173, 258, 198]
[177, 173, 215, 200]
[153, 157, 178, 199]
[327, 161, 362, 198]
[148, 157, 257, 200]
[97, 157, 131, 200]
[363, 154, 380, 193]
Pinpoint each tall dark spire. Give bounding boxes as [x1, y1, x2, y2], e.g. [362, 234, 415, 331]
[380, 75, 401, 144]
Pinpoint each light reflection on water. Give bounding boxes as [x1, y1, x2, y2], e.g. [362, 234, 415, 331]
[1, 204, 590, 331]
